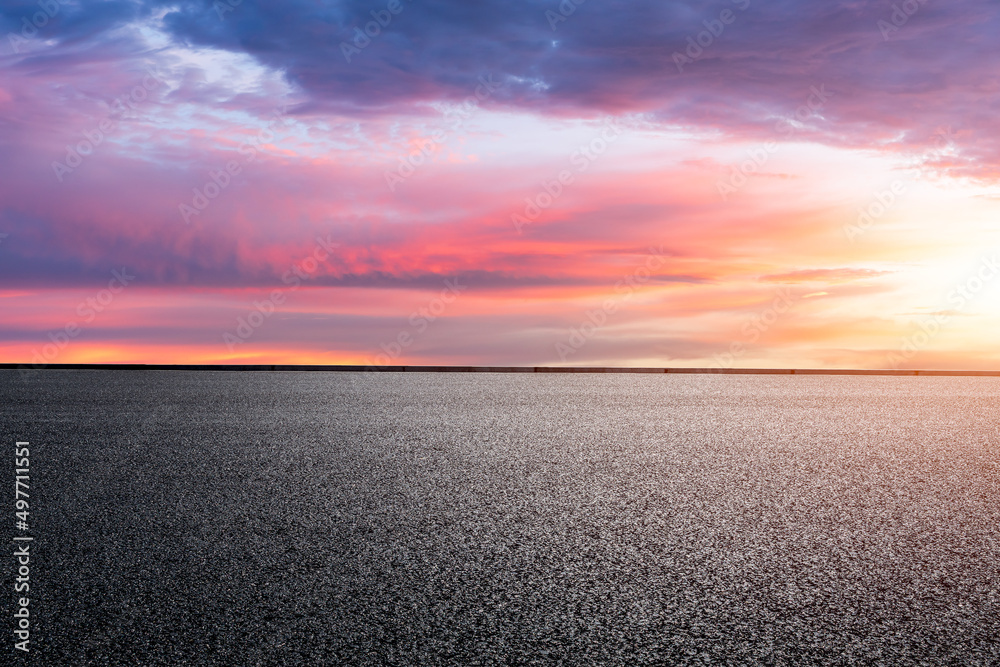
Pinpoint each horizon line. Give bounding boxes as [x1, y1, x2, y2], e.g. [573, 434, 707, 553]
[3, 364, 1000, 376]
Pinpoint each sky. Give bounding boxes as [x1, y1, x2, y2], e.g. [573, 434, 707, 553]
[1, 0, 999, 369]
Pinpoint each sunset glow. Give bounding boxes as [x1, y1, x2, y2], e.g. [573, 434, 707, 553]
[2, 1, 999, 368]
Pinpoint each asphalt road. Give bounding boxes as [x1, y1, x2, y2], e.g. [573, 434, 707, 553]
[2, 370, 998, 665]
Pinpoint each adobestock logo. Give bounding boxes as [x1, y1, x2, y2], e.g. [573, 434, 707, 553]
[672, 0, 751, 73]
[843, 180, 907, 242]
[716, 85, 833, 201]
[878, 0, 931, 41]
[223, 235, 339, 351]
[711, 288, 796, 369]
[512, 117, 622, 234]
[340, 0, 413, 63]
[555, 248, 667, 361]
[385, 74, 504, 192]
[545, 0, 587, 31]
[19, 268, 136, 378]
[6, 0, 69, 54]
[366, 278, 468, 367]
[213, 0, 244, 20]
[53, 68, 165, 182]
[180, 105, 290, 224]
[887, 254, 1000, 369]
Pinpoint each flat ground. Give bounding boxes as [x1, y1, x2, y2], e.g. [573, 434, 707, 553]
[2, 371, 998, 665]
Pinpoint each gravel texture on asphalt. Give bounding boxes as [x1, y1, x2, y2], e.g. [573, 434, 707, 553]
[2, 370, 999, 666]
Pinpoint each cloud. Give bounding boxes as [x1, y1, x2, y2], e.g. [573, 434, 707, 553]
[3, 1, 1000, 367]
[5, 1, 999, 176]
[121, 1, 1000, 178]
[760, 268, 894, 284]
